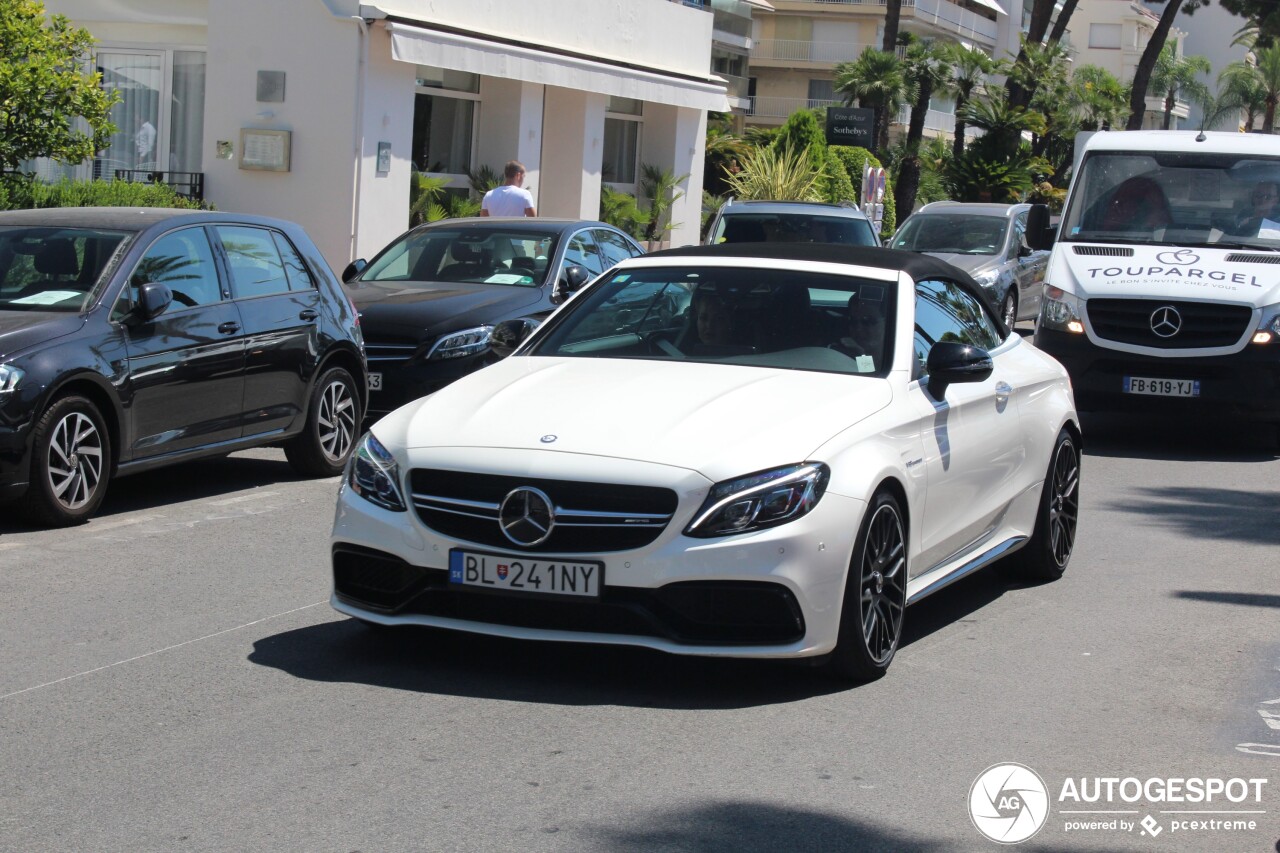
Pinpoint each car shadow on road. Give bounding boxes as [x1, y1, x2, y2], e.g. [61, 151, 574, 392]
[1173, 591, 1280, 609]
[0, 450, 308, 534]
[248, 568, 1028, 710]
[1080, 411, 1276, 462]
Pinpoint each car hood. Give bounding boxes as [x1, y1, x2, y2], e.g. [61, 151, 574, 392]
[383, 356, 893, 480]
[346, 280, 544, 339]
[922, 252, 997, 274]
[0, 311, 85, 360]
[1053, 244, 1280, 304]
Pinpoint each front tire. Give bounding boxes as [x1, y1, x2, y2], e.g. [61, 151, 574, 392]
[1003, 428, 1080, 581]
[828, 491, 908, 682]
[22, 395, 112, 527]
[285, 366, 361, 477]
[1001, 289, 1018, 331]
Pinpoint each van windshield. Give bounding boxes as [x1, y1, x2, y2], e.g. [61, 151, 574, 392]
[1060, 151, 1280, 249]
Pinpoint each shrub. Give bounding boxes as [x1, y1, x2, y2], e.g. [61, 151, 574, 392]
[0, 174, 204, 210]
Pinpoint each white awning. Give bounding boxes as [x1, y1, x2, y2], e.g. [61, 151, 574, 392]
[970, 0, 1008, 15]
[387, 21, 731, 112]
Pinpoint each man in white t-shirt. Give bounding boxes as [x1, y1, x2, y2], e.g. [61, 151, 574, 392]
[481, 160, 537, 217]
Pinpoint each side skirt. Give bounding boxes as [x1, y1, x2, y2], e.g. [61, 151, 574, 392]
[905, 535, 1027, 605]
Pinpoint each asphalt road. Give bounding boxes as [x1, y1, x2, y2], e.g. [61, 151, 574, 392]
[1, 412, 1278, 853]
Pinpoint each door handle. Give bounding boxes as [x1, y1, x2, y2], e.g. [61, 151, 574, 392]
[218, 321, 241, 334]
[299, 309, 319, 321]
[995, 381, 1014, 402]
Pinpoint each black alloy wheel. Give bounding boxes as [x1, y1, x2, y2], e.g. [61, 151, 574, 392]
[1002, 428, 1080, 581]
[285, 366, 362, 477]
[829, 491, 907, 682]
[22, 395, 112, 527]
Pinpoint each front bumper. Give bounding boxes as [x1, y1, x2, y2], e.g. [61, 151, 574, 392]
[329, 459, 865, 659]
[0, 419, 34, 503]
[365, 350, 497, 417]
[1035, 326, 1280, 421]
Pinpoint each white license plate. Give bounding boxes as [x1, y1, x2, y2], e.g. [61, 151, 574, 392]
[1123, 376, 1200, 397]
[368, 372, 382, 391]
[448, 549, 602, 598]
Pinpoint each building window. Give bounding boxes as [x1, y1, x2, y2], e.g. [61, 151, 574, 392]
[808, 79, 835, 103]
[603, 118, 639, 185]
[1089, 23, 1122, 49]
[411, 66, 480, 180]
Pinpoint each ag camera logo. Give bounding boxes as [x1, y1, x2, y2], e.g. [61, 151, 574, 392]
[969, 763, 1050, 844]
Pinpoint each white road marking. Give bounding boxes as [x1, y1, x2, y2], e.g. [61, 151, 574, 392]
[0, 601, 326, 701]
[85, 514, 165, 533]
[209, 491, 280, 506]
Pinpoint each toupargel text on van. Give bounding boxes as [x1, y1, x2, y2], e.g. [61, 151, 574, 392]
[1031, 131, 1280, 440]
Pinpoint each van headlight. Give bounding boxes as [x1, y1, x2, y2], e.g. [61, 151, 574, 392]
[349, 432, 406, 511]
[685, 462, 830, 538]
[1039, 286, 1085, 333]
[428, 326, 493, 360]
[1252, 308, 1280, 344]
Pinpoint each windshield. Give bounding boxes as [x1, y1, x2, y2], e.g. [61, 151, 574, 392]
[359, 226, 558, 286]
[890, 214, 1006, 255]
[0, 227, 130, 312]
[713, 212, 878, 247]
[529, 266, 896, 376]
[1061, 151, 1280, 248]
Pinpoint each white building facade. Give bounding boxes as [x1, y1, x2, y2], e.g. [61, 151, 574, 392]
[41, 0, 728, 270]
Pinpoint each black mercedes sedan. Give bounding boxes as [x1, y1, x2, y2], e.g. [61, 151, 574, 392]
[0, 208, 366, 527]
[342, 218, 644, 418]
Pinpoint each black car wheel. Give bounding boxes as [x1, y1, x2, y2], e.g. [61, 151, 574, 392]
[285, 366, 361, 477]
[829, 491, 907, 682]
[1001, 289, 1018, 331]
[1003, 428, 1080, 581]
[23, 395, 112, 527]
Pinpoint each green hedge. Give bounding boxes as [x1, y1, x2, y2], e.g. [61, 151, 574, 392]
[829, 147, 896, 239]
[0, 175, 206, 211]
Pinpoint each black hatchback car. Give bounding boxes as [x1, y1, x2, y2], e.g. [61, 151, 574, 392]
[0, 208, 366, 526]
[343, 218, 644, 418]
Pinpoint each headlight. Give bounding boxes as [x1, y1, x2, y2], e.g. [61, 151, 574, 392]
[349, 432, 406, 511]
[1253, 310, 1280, 344]
[428, 326, 493, 360]
[685, 462, 830, 538]
[971, 269, 1000, 289]
[1039, 285, 1085, 333]
[0, 364, 22, 397]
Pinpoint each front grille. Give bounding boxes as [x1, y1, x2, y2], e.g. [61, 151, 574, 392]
[364, 340, 421, 366]
[1087, 299, 1253, 348]
[409, 469, 679, 553]
[1072, 245, 1134, 257]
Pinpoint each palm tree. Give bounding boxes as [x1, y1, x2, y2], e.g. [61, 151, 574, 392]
[1126, 0, 1212, 130]
[703, 112, 748, 196]
[834, 49, 910, 154]
[1072, 66, 1130, 131]
[940, 43, 1004, 159]
[1220, 44, 1280, 132]
[1150, 43, 1211, 129]
[721, 144, 823, 202]
[1219, 66, 1268, 130]
[959, 91, 1046, 162]
[896, 39, 949, 217]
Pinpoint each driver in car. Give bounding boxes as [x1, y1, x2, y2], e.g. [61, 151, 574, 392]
[831, 288, 887, 371]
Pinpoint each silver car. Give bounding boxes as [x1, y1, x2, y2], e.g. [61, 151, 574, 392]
[890, 202, 1050, 328]
[705, 199, 880, 248]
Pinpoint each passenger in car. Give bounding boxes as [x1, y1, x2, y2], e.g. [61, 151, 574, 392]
[831, 288, 888, 371]
[1231, 180, 1280, 236]
[1098, 177, 1172, 233]
[692, 290, 738, 347]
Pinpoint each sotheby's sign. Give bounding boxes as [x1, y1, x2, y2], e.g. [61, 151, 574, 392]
[826, 106, 874, 149]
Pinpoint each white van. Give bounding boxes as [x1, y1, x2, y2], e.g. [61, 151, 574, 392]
[1031, 131, 1280, 439]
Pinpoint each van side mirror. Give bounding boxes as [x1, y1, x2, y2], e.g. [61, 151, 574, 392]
[1025, 204, 1054, 251]
[926, 341, 993, 398]
[490, 318, 540, 358]
[551, 264, 590, 305]
[131, 281, 173, 323]
[342, 258, 368, 283]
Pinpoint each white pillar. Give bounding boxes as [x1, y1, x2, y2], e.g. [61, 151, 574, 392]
[641, 103, 707, 249]
[477, 78, 544, 211]
[539, 86, 606, 219]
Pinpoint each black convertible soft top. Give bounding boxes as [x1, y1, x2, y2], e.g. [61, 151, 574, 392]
[644, 242, 1008, 336]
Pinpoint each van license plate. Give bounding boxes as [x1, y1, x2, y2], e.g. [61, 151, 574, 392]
[368, 372, 382, 391]
[448, 550, 602, 598]
[1123, 376, 1199, 397]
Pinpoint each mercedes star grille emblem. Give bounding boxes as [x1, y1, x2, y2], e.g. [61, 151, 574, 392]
[499, 486, 555, 547]
[1149, 306, 1182, 338]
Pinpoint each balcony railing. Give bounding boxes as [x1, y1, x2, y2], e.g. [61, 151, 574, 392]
[114, 169, 205, 201]
[753, 39, 903, 63]
[770, 0, 999, 42]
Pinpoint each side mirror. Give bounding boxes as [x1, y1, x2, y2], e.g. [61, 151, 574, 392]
[1018, 242, 1034, 258]
[1025, 204, 1054, 251]
[490, 318, 540, 358]
[132, 281, 173, 323]
[926, 341, 993, 398]
[341, 258, 368, 283]
[551, 264, 591, 305]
